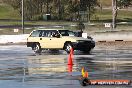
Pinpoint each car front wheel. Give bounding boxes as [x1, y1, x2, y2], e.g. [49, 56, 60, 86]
[64, 43, 73, 54]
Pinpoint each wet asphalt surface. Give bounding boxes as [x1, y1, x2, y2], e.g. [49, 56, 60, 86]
[0, 43, 132, 88]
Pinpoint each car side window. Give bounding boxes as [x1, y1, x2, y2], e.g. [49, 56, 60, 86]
[39, 30, 51, 37]
[30, 30, 41, 37]
[46, 30, 56, 37]
[39, 30, 53, 37]
[48, 31, 52, 37]
[40, 31, 46, 37]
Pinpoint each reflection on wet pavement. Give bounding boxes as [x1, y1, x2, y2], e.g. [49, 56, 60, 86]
[0, 45, 132, 88]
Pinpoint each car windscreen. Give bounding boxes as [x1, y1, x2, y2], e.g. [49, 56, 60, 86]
[30, 30, 41, 37]
[58, 30, 75, 36]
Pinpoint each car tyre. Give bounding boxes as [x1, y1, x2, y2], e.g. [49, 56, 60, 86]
[32, 43, 42, 53]
[64, 43, 73, 54]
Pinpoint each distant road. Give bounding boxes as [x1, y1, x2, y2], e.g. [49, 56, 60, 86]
[0, 25, 41, 29]
[0, 19, 69, 29]
[0, 24, 69, 29]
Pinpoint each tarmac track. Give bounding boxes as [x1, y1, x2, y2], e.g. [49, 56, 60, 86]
[0, 42, 132, 88]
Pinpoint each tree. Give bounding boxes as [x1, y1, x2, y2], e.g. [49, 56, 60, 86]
[117, 0, 132, 8]
[52, 0, 64, 20]
[3, 0, 21, 10]
[79, 0, 98, 22]
[66, 0, 80, 21]
[112, 0, 132, 29]
[2, 0, 98, 21]
[112, 0, 117, 29]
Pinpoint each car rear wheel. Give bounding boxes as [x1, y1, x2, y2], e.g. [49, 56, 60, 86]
[32, 43, 42, 53]
[64, 43, 73, 54]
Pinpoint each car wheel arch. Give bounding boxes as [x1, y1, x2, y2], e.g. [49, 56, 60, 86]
[63, 41, 72, 49]
[32, 42, 40, 48]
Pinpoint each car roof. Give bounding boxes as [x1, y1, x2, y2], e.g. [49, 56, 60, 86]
[37, 28, 67, 30]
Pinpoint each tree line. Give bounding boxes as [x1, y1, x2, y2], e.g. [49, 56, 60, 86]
[2, 0, 132, 21]
[2, 0, 98, 21]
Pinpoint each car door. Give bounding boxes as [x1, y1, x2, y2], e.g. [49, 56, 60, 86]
[28, 30, 42, 43]
[39, 30, 64, 49]
[48, 36, 64, 49]
[38, 30, 51, 49]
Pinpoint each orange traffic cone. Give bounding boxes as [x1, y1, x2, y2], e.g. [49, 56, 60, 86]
[67, 48, 74, 65]
[67, 64, 73, 73]
[84, 72, 89, 78]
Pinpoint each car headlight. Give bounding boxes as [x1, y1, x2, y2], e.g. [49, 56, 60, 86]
[91, 40, 95, 44]
[76, 40, 84, 43]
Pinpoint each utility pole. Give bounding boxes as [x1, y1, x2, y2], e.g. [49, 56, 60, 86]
[58, 0, 61, 20]
[46, 0, 49, 14]
[22, 0, 24, 34]
[112, 0, 117, 30]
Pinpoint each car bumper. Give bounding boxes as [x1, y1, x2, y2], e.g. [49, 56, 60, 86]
[27, 42, 33, 47]
[72, 41, 95, 50]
